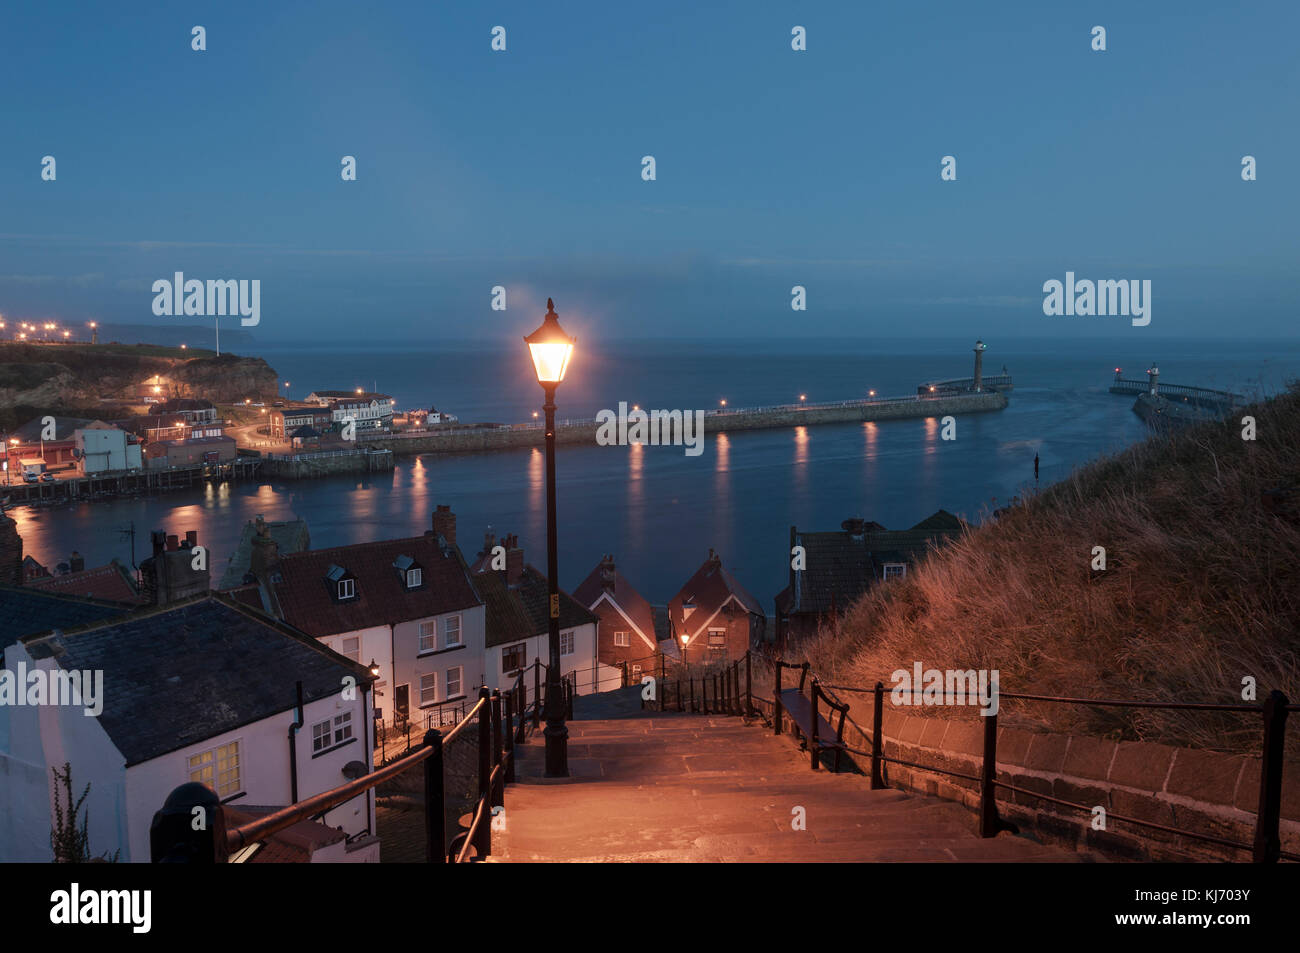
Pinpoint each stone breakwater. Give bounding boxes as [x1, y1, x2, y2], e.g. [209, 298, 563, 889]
[360, 391, 1009, 456]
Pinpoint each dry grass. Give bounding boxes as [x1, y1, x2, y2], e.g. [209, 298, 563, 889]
[797, 384, 1300, 755]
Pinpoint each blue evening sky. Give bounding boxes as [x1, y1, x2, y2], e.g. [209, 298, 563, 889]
[1, 1, 1297, 343]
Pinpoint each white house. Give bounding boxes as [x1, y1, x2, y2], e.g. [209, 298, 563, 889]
[255, 512, 486, 735]
[0, 595, 378, 863]
[467, 532, 612, 697]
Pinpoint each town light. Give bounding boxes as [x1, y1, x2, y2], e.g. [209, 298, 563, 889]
[523, 297, 575, 778]
[869, 390, 876, 397]
[180, 344, 187, 350]
[720, 399, 727, 407]
[800, 394, 806, 401]
[369, 659, 381, 678]
[524, 299, 575, 384]
[356, 387, 363, 394]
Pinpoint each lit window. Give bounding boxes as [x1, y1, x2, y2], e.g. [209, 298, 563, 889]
[883, 563, 906, 581]
[420, 673, 438, 706]
[418, 620, 437, 653]
[444, 615, 461, 647]
[446, 666, 462, 699]
[188, 741, 241, 798]
[613, 631, 630, 648]
[560, 631, 574, 656]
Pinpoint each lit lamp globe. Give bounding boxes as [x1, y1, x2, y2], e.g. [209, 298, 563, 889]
[524, 299, 575, 386]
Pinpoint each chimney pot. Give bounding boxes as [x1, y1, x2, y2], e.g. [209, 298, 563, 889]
[185, 530, 197, 548]
[166, 534, 179, 552]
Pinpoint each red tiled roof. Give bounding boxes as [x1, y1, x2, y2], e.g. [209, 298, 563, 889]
[27, 562, 143, 605]
[668, 552, 765, 640]
[268, 534, 481, 637]
[573, 561, 656, 646]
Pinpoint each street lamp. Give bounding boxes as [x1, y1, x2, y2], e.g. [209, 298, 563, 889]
[524, 297, 575, 778]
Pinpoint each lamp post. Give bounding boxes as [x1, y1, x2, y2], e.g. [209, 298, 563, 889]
[524, 298, 576, 778]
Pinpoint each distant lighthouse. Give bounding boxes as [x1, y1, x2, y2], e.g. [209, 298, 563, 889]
[1147, 363, 1159, 396]
[972, 339, 987, 391]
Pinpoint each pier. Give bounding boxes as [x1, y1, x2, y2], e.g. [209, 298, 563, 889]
[1109, 366, 1243, 411]
[0, 457, 263, 509]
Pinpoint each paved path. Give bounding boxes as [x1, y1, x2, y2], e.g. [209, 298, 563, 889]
[493, 711, 1089, 862]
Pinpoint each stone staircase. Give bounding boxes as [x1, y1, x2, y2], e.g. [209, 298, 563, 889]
[493, 708, 1091, 862]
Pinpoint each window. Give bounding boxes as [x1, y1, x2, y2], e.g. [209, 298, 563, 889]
[406, 568, 422, 588]
[502, 643, 526, 673]
[420, 673, 438, 706]
[708, 629, 726, 648]
[446, 666, 462, 699]
[613, 631, 630, 648]
[340, 636, 360, 662]
[310, 712, 352, 752]
[560, 630, 574, 656]
[883, 563, 906, 581]
[188, 741, 241, 798]
[418, 620, 437, 653]
[338, 578, 355, 600]
[631, 664, 642, 679]
[444, 615, 461, 648]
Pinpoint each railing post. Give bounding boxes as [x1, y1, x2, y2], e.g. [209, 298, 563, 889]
[978, 708, 1000, 838]
[503, 691, 516, 785]
[677, 680, 683, 712]
[491, 690, 505, 807]
[774, 662, 783, 735]
[533, 659, 541, 729]
[423, 729, 446, 862]
[810, 680, 821, 771]
[745, 651, 752, 717]
[1253, 690, 1290, 863]
[712, 674, 718, 714]
[621, 660, 628, 688]
[690, 677, 696, 713]
[476, 687, 492, 857]
[871, 681, 885, 789]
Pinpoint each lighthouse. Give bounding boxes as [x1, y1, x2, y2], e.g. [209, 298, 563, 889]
[1147, 363, 1159, 396]
[972, 340, 987, 392]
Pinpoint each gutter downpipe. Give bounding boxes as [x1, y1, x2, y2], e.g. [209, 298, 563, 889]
[288, 680, 305, 804]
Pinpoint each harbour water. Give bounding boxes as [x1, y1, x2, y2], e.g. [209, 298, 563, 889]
[11, 337, 1299, 607]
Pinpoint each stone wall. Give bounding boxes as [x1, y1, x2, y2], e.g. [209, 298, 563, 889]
[750, 694, 1300, 861]
[361, 392, 1008, 457]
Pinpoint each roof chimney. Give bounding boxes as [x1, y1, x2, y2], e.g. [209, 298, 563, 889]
[483, 528, 496, 558]
[432, 505, 457, 546]
[152, 530, 166, 557]
[505, 534, 524, 587]
[184, 530, 197, 549]
[166, 534, 179, 552]
[599, 554, 616, 593]
[69, 550, 85, 572]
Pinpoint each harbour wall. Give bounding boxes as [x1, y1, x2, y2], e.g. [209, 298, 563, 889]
[360, 392, 1008, 456]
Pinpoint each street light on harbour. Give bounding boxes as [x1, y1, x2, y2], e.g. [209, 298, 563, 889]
[524, 297, 576, 778]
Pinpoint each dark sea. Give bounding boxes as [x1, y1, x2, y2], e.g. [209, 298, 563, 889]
[13, 337, 1300, 607]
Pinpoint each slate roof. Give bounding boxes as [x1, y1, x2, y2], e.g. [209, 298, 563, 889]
[472, 563, 599, 649]
[218, 518, 311, 590]
[0, 585, 134, 651]
[775, 511, 967, 617]
[572, 561, 656, 646]
[267, 533, 482, 637]
[668, 552, 766, 641]
[27, 561, 143, 604]
[12, 416, 95, 442]
[20, 595, 371, 766]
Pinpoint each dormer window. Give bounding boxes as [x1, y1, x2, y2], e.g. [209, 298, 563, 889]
[883, 563, 906, 581]
[393, 555, 423, 590]
[327, 564, 357, 601]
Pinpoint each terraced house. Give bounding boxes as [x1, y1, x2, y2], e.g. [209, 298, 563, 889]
[237, 507, 485, 736]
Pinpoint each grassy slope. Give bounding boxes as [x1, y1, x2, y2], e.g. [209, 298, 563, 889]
[800, 385, 1300, 754]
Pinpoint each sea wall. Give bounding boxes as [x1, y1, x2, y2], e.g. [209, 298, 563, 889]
[361, 392, 1008, 457]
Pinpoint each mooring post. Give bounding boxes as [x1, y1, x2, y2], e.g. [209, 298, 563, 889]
[503, 691, 516, 785]
[871, 682, 885, 790]
[423, 729, 446, 862]
[1253, 690, 1290, 863]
